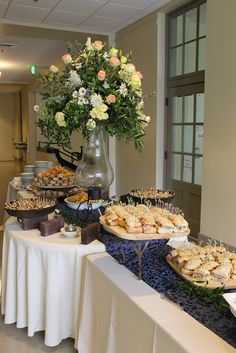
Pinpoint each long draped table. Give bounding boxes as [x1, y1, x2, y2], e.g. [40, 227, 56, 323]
[77, 252, 235, 353]
[1, 217, 105, 346]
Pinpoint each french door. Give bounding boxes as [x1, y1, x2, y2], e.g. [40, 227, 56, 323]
[167, 83, 204, 237]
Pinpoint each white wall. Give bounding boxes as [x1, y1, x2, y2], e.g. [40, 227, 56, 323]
[200, 0, 236, 247]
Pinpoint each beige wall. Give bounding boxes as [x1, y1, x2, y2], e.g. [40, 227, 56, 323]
[0, 92, 21, 161]
[115, 13, 158, 195]
[200, 0, 236, 247]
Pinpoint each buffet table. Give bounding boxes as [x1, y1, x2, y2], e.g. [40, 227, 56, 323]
[1, 217, 106, 346]
[77, 252, 235, 353]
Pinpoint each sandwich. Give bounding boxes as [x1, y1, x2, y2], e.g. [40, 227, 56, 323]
[167, 214, 188, 232]
[181, 257, 202, 275]
[139, 214, 156, 234]
[123, 214, 142, 234]
[153, 213, 175, 234]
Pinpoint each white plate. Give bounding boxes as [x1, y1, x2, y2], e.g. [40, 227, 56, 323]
[223, 292, 236, 317]
[64, 198, 104, 210]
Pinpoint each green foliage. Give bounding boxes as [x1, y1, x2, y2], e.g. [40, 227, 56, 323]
[165, 278, 231, 315]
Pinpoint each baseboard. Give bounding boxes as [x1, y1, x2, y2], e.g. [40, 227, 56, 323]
[198, 233, 236, 252]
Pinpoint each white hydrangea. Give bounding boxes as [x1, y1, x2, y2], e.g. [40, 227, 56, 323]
[90, 93, 103, 107]
[68, 70, 82, 88]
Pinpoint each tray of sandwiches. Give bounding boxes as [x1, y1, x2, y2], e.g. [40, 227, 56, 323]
[100, 204, 190, 240]
[166, 243, 236, 288]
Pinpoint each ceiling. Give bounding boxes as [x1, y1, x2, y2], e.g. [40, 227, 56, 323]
[0, 0, 171, 88]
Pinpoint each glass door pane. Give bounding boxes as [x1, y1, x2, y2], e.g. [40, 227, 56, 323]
[184, 42, 196, 74]
[183, 155, 192, 182]
[196, 93, 204, 122]
[199, 3, 207, 37]
[172, 153, 181, 180]
[170, 15, 183, 46]
[172, 96, 183, 123]
[185, 8, 197, 42]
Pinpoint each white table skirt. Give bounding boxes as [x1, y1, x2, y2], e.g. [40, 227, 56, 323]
[1, 218, 105, 347]
[77, 253, 235, 353]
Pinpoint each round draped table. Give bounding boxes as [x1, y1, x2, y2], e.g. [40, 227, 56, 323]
[1, 217, 105, 347]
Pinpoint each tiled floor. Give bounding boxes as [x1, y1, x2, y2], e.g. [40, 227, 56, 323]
[0, 317, 77, 353]
[0, 161, 77, 353]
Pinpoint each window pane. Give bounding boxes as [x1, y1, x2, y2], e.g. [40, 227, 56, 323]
[198, 38, 205, 71]
[172, 126, 182, 152]
[184, 42, 196, 74]
[172, 96, 183, 123]
[170, 46, 183, 76]
[196, 93, 204, 122]
[185, 8, 197, 42]
[170, 15, 183, 46]
[183, 125, 193, 153]
[183, 155, 192, 182]
[194, 155, 203, 185]
[195, 125, 204, 154]
[184, 95, 194, 122]
[199, 3, 207, 37]
[172, 153, 181, 180]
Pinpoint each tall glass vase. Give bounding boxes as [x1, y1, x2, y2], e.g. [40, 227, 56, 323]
[75, 123, 114, 199]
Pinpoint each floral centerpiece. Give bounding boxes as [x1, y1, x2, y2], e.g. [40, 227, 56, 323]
[35, 37, 151, 152]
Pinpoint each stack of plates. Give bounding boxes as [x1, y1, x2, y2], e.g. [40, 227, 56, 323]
[24, 164, 35, 174]
[34, 161, 53, 176]
[20, 172, 35, 186]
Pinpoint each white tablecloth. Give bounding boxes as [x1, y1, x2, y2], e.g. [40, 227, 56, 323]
[77, 253, 235, 353]
[1, 218, 106, 346]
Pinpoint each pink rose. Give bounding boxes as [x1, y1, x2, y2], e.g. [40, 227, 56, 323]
[97, 70, 106, 81]
[62, 53, 73, 64]
[106, 94, 116, 104]
[93, 40, 103, 50]
[136, 71, 143, 79]
[109, 57, 120, 67]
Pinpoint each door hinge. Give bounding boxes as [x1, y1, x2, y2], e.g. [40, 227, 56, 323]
[165, 97, 169, 106]
[164, 150, 168, 159]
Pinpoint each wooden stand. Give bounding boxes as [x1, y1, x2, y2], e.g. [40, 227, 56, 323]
[20, 215, 48, 230]
[81, 223, 100, 244]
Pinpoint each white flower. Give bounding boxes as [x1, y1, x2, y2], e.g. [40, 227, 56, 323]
[55, 112, 66, 127]
[103, 52, 109, 60]
[49, 65, 59, 74]
[103, 81, 110, 89]
[90, 93, 103, 107]
[79, 87, 86, 96]
[75, 62, 82, 69]
[34, 105, 40, 112]
[143, 115, 151, 123]
[86, 119, 96, 131]
[68, 70, 82, 88]
[78, 97, 88, 106]
[85, 37, 93, 51]
[136, 100, 144, 110]
[72, 91, 78, 98]
[117, 83, 128, 97]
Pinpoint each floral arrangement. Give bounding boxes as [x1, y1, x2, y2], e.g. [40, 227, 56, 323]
[35, 37, 151, 151]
